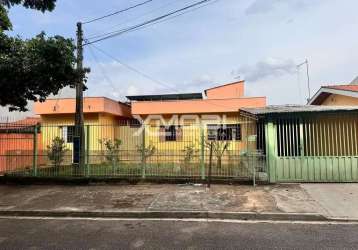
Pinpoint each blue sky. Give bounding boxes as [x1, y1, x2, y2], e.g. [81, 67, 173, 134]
[3, 0, 358, 117]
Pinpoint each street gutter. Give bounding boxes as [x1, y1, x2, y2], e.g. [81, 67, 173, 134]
[0, 210, 350, 222]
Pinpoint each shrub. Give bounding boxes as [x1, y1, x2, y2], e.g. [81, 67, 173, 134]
[182, 144, 199, 165]
[136, 144, 156, 163]
[206, 140, 230, 169]
[47, 137, 68, 168]
[99, 138, 122, 167]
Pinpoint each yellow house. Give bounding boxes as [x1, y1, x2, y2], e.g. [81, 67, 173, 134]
[33, 81, 267, 173]
[127, 81, 267, 157]
[34, 97, 133, 164]
[309, 84, 358, 106]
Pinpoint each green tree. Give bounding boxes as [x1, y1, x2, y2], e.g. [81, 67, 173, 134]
[47, 136, 68, 168]
[0, 0, 89, 111]
[1, 1, 56, 32]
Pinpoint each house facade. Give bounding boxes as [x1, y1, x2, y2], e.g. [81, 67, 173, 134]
[309, 84, 358, 106]
[24, 81, 267, 178]
[34, 97, 132, 164]
[127, 81, 266, 155]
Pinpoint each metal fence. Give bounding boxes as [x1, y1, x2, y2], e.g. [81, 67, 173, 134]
[269, 112, 358, 182]
[0, 121, 267, 182]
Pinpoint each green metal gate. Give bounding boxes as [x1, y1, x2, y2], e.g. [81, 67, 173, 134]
[266, 113, 358, 183]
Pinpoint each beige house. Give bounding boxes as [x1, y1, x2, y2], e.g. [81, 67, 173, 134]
[309, 84, 358, 106]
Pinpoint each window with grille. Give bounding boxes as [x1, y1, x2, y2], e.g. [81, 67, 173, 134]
[62, 126, 75, 143]
[207, 124, 241, 141]
[159, 125, 182, 141]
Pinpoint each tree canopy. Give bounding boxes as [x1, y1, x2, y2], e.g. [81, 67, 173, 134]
[1, 0, 56, 31]
[0, 0, 88, 111]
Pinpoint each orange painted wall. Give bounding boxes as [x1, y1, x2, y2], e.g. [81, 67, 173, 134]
[0, 133, 43, 173]
[34, 97, 131, 117]
[205, 81, 244, 99]
[131, 97, 266, 115]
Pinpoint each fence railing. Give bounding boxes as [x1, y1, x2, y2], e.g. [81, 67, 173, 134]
[0, 123, 267, 181]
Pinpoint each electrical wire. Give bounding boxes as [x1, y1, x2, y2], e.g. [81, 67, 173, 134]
[82, 0, 154, 25]
[84, 0, 214, 45]
[87, 44, 127, 101]
[88, 43, 178, 93]
[88, 45, 237, 110]
[86, 0, 219, 41]
[109, 0, 220, 38]
[86, 0, 178, 40]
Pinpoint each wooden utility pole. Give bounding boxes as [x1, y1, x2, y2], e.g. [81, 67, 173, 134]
[74, 22, 85, 171]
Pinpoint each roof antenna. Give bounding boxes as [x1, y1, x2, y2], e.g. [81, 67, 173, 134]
[350, 76, 358, 85]
[297, 59, 311, 103]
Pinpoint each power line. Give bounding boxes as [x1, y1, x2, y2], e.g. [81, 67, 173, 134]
[90, 45, 240, 111]
[84, 0, 214, 45]
[85, 0, 212, 44]
[88, 44, 178, 93]
[87, 0, 219, 41]
[113, 0, 220, 38]
[86, 0, 178, 40]
[87, 44, 127, 100]
[88, 45, 236, 110]
[82, 0, 154, 25]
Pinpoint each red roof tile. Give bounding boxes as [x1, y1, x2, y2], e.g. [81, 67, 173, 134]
[0, 117, 40, 129]
[324, 85, 358, 92]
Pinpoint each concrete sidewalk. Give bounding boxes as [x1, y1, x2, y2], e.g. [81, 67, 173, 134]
[302, 184, 358, 220]
[0, 183, 327, 219]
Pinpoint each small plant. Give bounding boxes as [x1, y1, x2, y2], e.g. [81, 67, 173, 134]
[182, 144, 199, 166]
[206, 140, 230, 169]
[99, 138, 122, 168]
[136, 143, 156, 178]
[47, 137, 68, 168]
[136, 144, 156, 162]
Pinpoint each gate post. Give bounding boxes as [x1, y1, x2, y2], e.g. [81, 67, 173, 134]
[200, 125, 205, 180]
[266, 121, 276, 183]
[86, 125, 90, 177]
[141, 126, 146, 179]
[32, 124, 38, 177]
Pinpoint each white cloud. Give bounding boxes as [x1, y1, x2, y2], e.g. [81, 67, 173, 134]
[233, 58, 297, 82]
[179, 74, 216, 93]
[0, 102, 35, 120]
[4, 0, 357, 112]
[245, 0, 320, 15]
[126, 85, 139, 96]
[245, 0, 281, 15]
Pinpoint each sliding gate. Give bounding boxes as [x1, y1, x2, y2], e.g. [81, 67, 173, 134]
[267, 113, 358, 182]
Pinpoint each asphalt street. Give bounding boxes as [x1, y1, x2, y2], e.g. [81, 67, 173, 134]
[0, 218, 357, 249]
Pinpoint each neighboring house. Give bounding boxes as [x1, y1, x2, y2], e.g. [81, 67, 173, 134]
[34, 97, 132, 164]
[308, 84, 358, 106]
[0, 117, 42, 173]
[240, 105, 358, 183]
[127, 80, 266, 154]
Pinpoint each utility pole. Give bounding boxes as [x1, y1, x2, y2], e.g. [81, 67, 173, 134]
[74, 22, 85, 172]
[297, 59, 311, 103]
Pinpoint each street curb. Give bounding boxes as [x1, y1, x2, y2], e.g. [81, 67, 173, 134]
[0, 210, 346, 222]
